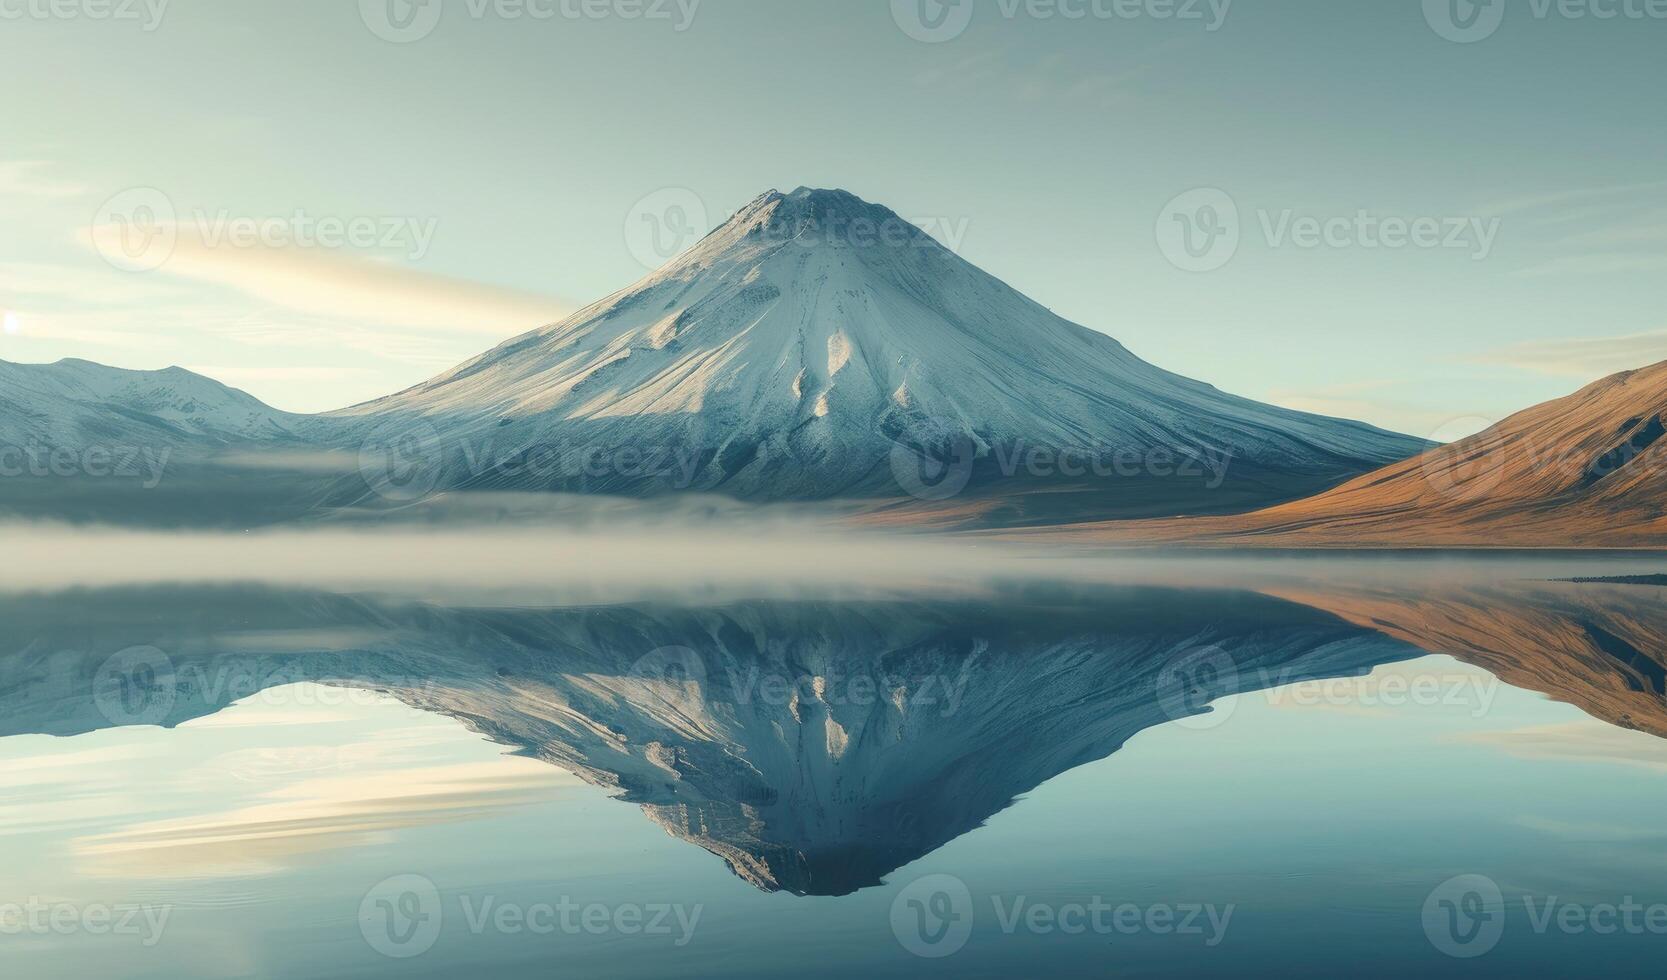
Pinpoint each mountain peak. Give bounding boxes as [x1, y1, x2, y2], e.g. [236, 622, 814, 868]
[713, 186, 914, 249]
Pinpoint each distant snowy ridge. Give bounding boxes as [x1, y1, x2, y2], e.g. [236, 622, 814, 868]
[0, 357, 299, 449]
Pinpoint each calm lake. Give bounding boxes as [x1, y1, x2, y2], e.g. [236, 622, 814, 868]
[6, 551, 1667, 978]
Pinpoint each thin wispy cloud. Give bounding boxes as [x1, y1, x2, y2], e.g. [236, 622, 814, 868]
[0, 201, 574, 409]
[1267, 381, 1465, 439]
[1492, 180, 1667, 278]
[72, 739, 571, 877]
[1510, 253, 1667, 279]
[0, 260, 186, 305]
[1479, 329, 1667, 379]
[76, 226, 572, 337]
[914, 47, 1151, 104]
[0, 160, 90, 201]
[204, 308, 470, 366]
[1462, 721, 1667, 774]
[1481, 179, 1667, 217]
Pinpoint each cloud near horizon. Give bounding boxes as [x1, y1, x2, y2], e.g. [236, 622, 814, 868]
[78, 222, 573, 337]
[0, 215, 579, 410]
[1479, 330, 1667, 381]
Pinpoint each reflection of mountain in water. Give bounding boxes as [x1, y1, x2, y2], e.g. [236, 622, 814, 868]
[4, 579, 1667, 895]
[0, 585, 1405, 895]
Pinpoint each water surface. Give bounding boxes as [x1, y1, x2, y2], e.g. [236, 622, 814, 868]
[6, 559, 1667, 978]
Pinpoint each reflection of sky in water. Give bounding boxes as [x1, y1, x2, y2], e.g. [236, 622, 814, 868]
[8, 658, 1667, 980]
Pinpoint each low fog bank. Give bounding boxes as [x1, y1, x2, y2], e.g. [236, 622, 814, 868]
[5, 510, 1665, 608]
[3, 520, 1054, 606]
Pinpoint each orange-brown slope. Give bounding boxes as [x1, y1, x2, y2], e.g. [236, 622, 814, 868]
[1260, 579, 1667, 739]
[1022, 361, 1667, 548]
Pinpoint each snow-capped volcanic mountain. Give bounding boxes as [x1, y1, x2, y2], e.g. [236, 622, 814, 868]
[0, 357, 298, 448]
[333, 188, 1424, 518]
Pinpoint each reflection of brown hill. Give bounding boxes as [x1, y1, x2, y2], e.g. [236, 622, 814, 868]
[1261, 580, 1667, 738]
[1021, 362, 1667, 547]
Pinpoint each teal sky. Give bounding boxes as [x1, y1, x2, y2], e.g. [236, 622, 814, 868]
[1, 0, 1663, 437]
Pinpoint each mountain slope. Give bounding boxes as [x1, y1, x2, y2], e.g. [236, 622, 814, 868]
[332, 187, 1423, 517]
[1030, 361, 1667, 547]
[0, 357, 299, 448]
